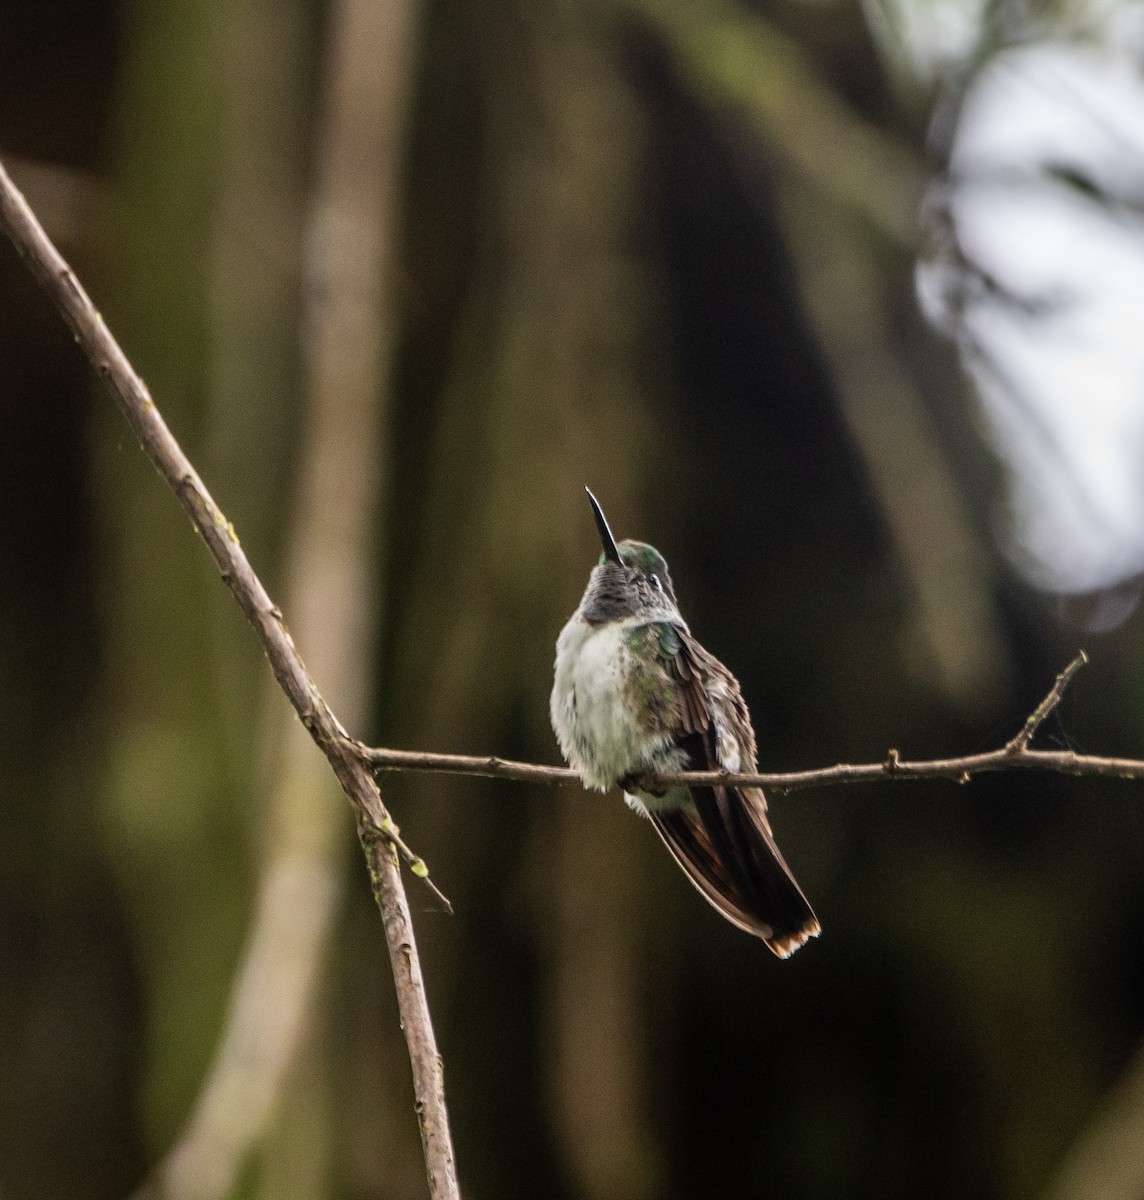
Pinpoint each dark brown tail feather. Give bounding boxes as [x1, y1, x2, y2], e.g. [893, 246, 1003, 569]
[651, 786, 820, 958]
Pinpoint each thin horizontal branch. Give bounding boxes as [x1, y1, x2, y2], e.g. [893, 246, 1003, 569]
[365, 746, 584, 786]
[364, 741, 1144, 792]
[362, 654, 1144, 794]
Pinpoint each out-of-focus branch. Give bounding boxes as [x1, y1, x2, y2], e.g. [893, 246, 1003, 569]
[140, 863, 341, 1200]
[1042, 1039, 1144, 1200]
[630, 0, 926, 245]
[0, 161, 459, 1200]
[363, 654, 1144, 792]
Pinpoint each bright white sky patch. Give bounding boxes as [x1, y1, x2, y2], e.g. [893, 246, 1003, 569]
[918, 41, 1144, 597]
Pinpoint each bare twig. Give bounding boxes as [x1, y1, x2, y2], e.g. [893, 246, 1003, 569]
[0, 160, 458, 1200]
[364, 746, 585, 785]
[363, 653, 1143, 794]
[364, 739, 1144, 791]
[1005, 650, 1088, 753]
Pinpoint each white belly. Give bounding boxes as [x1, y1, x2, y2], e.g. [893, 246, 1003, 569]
[550, 616, 683, 794]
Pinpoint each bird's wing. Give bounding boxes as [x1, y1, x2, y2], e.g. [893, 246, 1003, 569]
[646, 626, 820, 958]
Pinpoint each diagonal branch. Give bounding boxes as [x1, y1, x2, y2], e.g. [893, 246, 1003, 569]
[1005, 651, 1087, 753]
[0, 160, 459, 1200]
[361, 653, 1144, 794]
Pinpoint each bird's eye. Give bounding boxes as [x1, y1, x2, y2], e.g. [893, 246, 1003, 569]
[649, 573, 662, 591]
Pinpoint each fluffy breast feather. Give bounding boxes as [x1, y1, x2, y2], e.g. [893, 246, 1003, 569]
[551, 616, 685, 793]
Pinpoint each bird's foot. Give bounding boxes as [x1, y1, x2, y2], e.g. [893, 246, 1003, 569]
[618, 771, 663, 797]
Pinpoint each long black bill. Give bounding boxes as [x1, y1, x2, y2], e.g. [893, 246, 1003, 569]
[585, 487, 623, 564]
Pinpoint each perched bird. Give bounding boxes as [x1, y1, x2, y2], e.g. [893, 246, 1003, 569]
[550, 489, 820, 957]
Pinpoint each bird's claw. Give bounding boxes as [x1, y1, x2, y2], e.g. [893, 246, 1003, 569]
[618, 771, 663, 797]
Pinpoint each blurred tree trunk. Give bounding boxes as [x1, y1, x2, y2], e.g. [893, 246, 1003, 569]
[119, 0, 318, 1191]
[258, 0, 423, 1193]
[370, 0, 673, 1195]
[778, 181, 1008, 713]
[635, 0, 1009, 716]
[113, 0, 424, 1192]
[96, 0, 256, 1150]
[202, 0, 310, 728]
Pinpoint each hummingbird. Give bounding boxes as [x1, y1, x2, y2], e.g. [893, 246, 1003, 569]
[550, 489, 820, 958]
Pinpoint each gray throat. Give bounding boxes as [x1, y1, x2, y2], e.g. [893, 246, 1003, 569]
[579, 564, 639, 625]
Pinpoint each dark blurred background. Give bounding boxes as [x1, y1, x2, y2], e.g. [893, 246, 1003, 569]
[4, 0, 1144, 1198]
